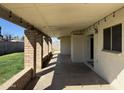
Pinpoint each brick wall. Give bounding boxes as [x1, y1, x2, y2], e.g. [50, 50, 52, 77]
[0, 67, 33, 90]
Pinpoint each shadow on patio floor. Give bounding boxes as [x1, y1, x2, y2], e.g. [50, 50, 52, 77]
[25, 54, 110, 90]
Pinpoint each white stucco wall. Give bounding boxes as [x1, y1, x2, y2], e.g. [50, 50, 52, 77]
[83, 8, 124, 89]
[59, 7, 124, 89]
[60, 36, 71, 55]
[71, 34, 86, 62]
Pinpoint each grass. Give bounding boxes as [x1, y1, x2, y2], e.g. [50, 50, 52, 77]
[0, 52, 24, 85]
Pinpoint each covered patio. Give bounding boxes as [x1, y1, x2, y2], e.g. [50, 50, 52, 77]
[0, 3, 124, 90]
[25, 53, 114, 90]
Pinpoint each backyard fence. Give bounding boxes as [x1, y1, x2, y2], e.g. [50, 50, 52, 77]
[0, 41, 24, 55]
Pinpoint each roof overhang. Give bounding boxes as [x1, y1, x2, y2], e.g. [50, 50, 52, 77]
[1, 3, 124, 37]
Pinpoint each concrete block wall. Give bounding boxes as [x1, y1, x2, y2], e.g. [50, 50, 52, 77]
[0, 41, 24, 55]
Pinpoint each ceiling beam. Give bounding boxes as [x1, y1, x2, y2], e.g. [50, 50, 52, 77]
[0, 4, 51, 39]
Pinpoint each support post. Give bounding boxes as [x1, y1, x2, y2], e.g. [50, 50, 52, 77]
[24, 29, 37, 76]
[36, 34, 43, 72]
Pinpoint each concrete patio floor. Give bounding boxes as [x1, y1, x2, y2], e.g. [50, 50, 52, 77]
[25, 53, 115, 90]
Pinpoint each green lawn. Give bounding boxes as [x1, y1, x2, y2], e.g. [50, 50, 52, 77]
[0, 52, 24, 85]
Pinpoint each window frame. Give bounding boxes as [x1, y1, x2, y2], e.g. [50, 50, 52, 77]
[103, 23, 122, 53]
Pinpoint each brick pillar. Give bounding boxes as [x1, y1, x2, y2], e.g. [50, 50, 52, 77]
[49, 38, 52, 53]
[36, 34, 43, 72]
[47, 39, 49, 54]
[49, 40, 52, 53]
[43, 37, 49, 56]
[24, 29, 36, 75]
[45, 37, 49, 54]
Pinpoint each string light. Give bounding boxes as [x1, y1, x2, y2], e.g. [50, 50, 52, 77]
[83, 6, 124, 33]
[104, 17, 106, 22]
[20, 18, 23, 24]
[9, 11, 12, 18]
[113, 12, 115, 17]
[98, 21, 100, 25]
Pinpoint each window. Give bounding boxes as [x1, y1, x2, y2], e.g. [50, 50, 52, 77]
[103, 24, 122, 52]
[103, 28, 111, 50]
[112, 24, 122, 52]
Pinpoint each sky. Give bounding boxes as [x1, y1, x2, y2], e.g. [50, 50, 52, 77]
[0, 18, 25, 38]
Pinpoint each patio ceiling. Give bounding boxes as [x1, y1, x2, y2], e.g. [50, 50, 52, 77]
[1, 3, 124, 37]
